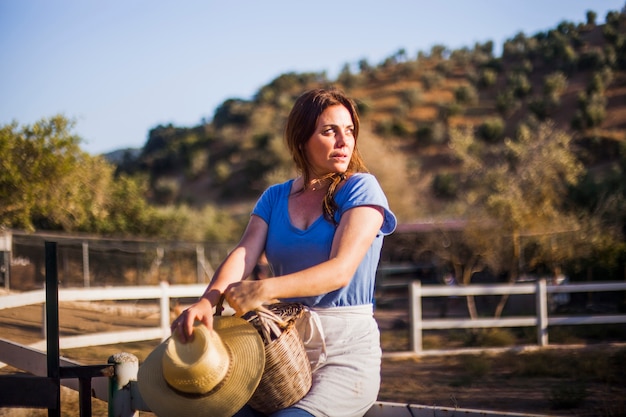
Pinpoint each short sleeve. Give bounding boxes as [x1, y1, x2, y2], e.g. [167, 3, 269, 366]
[252, 180, 291, 225]
[335, 173, 397, 235]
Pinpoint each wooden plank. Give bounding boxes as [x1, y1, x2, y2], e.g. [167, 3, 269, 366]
[364, 401, 553, 417]
[0, 290, 45, 310]
[0, 338, 110, 401]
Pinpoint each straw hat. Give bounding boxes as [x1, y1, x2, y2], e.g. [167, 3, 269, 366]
[138, 317, 265, 417]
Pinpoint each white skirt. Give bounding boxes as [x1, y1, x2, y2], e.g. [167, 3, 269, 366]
[294, 304, 381, 417]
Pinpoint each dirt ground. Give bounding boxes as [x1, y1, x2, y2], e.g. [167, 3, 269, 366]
[0, 300, 625, 417]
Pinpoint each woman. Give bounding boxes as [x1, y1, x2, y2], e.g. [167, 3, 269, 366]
[171, 88, 397, 417]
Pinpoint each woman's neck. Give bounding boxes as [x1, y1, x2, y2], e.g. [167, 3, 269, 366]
[308, 177, 331, 191]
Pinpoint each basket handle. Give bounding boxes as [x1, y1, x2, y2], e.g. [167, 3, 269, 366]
[250, 304, 291, 341]
[214, 294, 225, 317]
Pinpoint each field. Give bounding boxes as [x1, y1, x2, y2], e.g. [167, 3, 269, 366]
[0, 300, 625, 417]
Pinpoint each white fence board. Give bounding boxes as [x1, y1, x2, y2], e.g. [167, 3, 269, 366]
[0, 290, 45, 309]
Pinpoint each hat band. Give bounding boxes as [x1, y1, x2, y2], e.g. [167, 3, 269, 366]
[164, 345, 235, 399]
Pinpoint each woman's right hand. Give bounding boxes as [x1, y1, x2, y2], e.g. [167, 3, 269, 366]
[170, 297, 214, 343]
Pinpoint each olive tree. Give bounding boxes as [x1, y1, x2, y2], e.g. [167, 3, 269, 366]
[445, 121, 586, 317]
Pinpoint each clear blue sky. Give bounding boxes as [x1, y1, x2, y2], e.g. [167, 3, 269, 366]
[1, 1, 624, 155]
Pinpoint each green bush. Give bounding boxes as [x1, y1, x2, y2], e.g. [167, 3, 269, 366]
[152, 177, 180, 205]
[439, 102, 464, 120]
[477, 117, 506, 142]
[478, 68, 497, 89]
[508, 72, 532, 98]
[543, 71, 568, 96]
[578, 48, 605, 71]
[400, 87, 423, 107]
[375, 119, 410, 138]
[432, 172, 458, 198]
[421, 71, 444, 91]
[416, 122, 447, 147]
[496, 89, 521, 116]
[454, 85, 478, 105]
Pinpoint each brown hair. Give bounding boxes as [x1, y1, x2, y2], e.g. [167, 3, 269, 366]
[285, 88, 368, 224]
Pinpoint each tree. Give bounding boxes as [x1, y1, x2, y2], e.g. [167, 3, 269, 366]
[0, 116, 157, 235]
[0, 116, 85, 230]
[586, 10, 597, 26]
[447, 121, 586, 317]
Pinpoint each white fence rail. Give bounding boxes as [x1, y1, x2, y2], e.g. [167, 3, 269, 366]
[1, 281, 625, 355]
[410, 280, 626, 353]
[0, 282, 207, 352]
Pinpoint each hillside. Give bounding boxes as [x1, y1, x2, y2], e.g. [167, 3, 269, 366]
[112, 8, 626, 223]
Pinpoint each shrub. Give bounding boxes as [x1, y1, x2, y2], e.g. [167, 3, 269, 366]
[478, 68, 497, 89]
[153, 177, 180, 205]
[477, 117, 506, 142]
[439, 102, 464, 120]
[578, 48, 605, 71]
[416, 122, 447, 146]
[454, 84, 478, 105]
[375, 119, 410, 138]
[572, 92, 607, 130]
[508, 72, 532, 98]
[432, 172, 458, 198]
[543, 71, 568, 96]
[421, 71, 444, 91]
[496, 89, 520, 116]
[400, 87, 423, 107]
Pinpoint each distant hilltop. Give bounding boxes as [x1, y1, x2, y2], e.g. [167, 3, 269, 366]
[102, 148, 141, 165]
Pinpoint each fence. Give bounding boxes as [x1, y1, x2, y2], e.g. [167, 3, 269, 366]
[5, 230, 233, 291]
[409, 279, 626, 353]
[0, 241, 557, 417]
[2, 280, 625, 356]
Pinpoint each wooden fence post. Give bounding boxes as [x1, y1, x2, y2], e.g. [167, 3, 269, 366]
[82, 242, 90, 288]
[196, 244, 205, 283]
[108, 352, 139, 417]
[536, 279, 548, 347]
[160, 281, 171, 341]
[410, 281, 423, 354]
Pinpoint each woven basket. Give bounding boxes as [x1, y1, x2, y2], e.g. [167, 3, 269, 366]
[244, 303, 312, 414]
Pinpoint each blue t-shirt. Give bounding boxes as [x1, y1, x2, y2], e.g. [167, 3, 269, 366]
[252, 173, 397, 307]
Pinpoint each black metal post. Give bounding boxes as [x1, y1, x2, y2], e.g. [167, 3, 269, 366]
[45, 241, 61, 417]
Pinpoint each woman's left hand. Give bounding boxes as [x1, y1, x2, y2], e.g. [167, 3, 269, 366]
[224, 280, 268, 316]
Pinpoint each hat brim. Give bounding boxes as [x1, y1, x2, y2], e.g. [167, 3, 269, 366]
[138, 316, 265, 417]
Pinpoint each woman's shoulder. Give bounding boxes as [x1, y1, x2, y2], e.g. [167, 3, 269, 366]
[339, 172, 396, 234]
[337, 172, 387, 202]
[343, 172, 381, 190]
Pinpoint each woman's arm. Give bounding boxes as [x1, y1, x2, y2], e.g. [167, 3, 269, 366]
[225, 205, 384, 314]
[172, 215, 268, 341]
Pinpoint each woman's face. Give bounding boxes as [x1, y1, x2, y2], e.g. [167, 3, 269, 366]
[304, 104, 355, 178]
